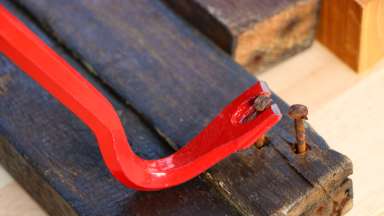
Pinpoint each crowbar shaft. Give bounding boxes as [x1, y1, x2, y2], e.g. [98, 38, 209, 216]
[0, 5, 281, 191]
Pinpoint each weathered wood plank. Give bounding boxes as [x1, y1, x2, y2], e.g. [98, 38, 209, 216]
[317, 0, 384, 73]
[0, 51, 240, 216]
[8, 0, 353, 215]
[163, 0, 320, 72]
[0, 3, 242, 216]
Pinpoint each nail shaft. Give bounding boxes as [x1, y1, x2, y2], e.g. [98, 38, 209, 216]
[253, 95, 273, 148]
[294, 119, 306, 153]
[288, 104, 308, 154]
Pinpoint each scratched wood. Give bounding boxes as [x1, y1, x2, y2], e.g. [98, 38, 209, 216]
[163, 0, 320, 72]
[4, 0, 352, 215]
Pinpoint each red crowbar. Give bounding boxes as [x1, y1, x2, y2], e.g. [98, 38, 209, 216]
[0, 5, 281, 191]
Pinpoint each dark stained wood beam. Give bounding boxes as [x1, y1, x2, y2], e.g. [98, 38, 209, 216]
[2, 0, 352, 215]
[0, 2, 241, 216]
[0, 53, 241, 216]
[163, 0, 321, 72]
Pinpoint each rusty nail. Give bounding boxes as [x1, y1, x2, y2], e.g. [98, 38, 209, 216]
[255, 135, 268, 149]
[253, 95, 273, 112]
[288, 104, 308, 154]
[253, 95, 273, 148]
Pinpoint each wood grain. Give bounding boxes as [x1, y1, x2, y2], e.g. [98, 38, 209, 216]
[3, 41, 384, 216]
[0, 2, 241, 216]
[163, 0, 320, 72]
[0, 46, 240, 216]
[317, 0, 384, 73]
[3, 0, 352, 215]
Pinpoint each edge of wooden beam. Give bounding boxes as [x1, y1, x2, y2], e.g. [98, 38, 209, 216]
[163, 0, 321, 72]
[234, 0, 320, 71]
[0, 137, 77, 216]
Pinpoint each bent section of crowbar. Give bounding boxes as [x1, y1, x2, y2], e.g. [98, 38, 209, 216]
[0, 5, 282, 191]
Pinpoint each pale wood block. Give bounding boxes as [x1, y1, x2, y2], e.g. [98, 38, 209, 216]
[317, 0, 384, 73]
[360, 0, 384, 72]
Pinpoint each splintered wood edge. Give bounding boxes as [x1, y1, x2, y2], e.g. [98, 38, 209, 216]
[301, 178, 353, 216]
[288, 174, 353, 215]
[204, 166, 353, 216]
[279, 123, 353, 215]
[0, 137, 77, 216]
[200, 134, 353, 216]
[233, 0, 320, 71]
[306, 157, 352, 215]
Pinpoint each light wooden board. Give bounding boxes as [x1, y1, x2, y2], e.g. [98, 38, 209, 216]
[258, 42, 362, 109]
[310, 59, 384, 216]
[0, 41, 379, 215]
[317, 0, 384, 73]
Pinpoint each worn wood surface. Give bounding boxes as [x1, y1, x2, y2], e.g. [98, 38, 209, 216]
[2, 0, 352, 215]
[0, 55, 244, 216]
[317, 0, 384, 73]
[163, 0, 320, 72]
[0, 3, 241, 216]
[2, 40, 384, 216]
